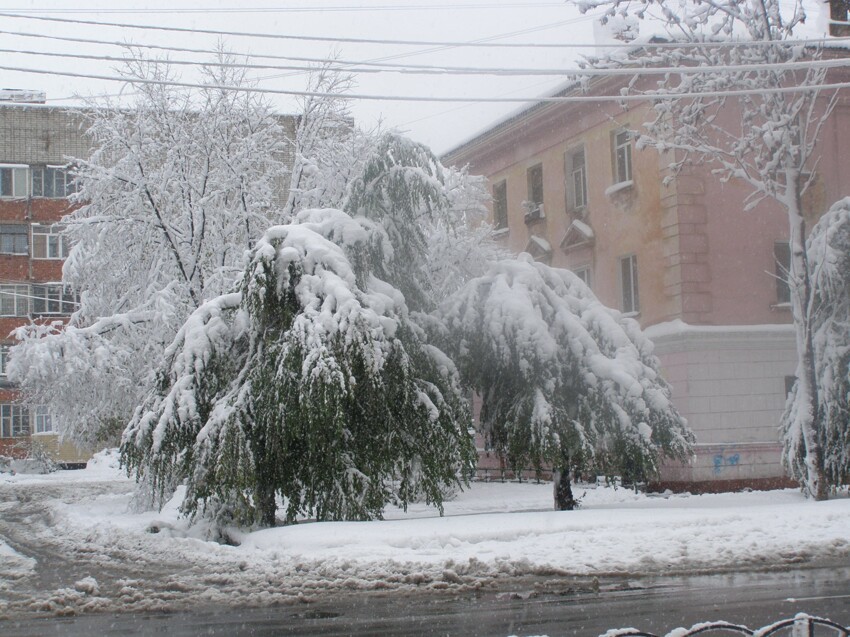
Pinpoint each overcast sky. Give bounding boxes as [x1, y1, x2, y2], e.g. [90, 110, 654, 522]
[0, 0, 613, 155]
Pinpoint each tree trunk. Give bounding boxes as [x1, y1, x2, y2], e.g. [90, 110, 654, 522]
[553, 450, 578, 511]
[788, 193, 828, 501]
[257, 483, 277, 527]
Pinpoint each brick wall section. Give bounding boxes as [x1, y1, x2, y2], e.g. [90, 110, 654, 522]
[0, 104, 90, 164]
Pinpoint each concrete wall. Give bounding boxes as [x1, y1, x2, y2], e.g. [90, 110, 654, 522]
[650, 324, 797, 487]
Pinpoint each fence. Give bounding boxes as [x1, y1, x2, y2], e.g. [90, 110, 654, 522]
[602, 614, 849, 637]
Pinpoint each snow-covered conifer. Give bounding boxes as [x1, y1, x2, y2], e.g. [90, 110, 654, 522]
[438, 255, 693, 508]
[122, 210, 475, 529]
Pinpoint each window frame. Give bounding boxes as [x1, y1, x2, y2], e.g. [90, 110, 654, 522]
[526, 163, 544, 209]
[619, 254, 640, 314]
[31, 165, 76, 199]
[31, 224, 70, 260]
[0, 164, 29, 198]
[613, 130, 633, 185]
[0, 345, 8, 378]
[0, 284, 30, 317]
[492, 179, 508, 230]
[33, 405, 53, 435]
[774, 241, 791, 304]
[0, 403, 30, 438]
[0, 224, 28, 255]
[566, 147, 588, 212]
[573, 265, 592, 288]
[31, 283, 78, 316]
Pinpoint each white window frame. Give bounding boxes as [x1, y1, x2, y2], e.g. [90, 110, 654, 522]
[32, 224, 70, 260]
[567, 147, 588, 212]
[33, 405, 53, 434]
[619, 254, 640, 314]
[0, 284, 30, 317]
[0, 224, 28, 255]
[0, 345, 8, 378]
[613, 130, 633, 185]
[0, 404, 29, 438]
[0, 164, 29, 198]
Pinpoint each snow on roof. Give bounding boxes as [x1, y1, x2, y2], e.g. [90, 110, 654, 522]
[570, 218, 594, 239]
[526, 234, 552, 255]
[644, 319, 796, 340]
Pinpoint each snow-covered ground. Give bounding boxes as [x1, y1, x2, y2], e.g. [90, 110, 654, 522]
[2, 450, 850, 619]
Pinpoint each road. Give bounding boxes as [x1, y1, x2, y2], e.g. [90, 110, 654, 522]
[3, 566, 850, 636]
[2, 476, 849, 636]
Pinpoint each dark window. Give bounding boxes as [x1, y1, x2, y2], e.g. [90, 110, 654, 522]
[527, 164, 544, 208]
[31, 284, 78, 316]
[31, 166, 76, 198]
[0, 225, 28, 255]
[492, 180, 508, 230]
[620, 254, 639, 313]
[774, 241, 791, 304]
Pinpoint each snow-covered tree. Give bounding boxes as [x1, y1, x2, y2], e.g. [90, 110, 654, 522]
[785, 197, 850, 488]
[576, 0, 840, 499]
[8, 51, 289, 448]
[281, 60, 361, 217]
[438, 255, 693, 509]
[122, 209, 475, 529]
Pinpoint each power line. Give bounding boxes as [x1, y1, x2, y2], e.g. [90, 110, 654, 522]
[7, 44, 850, 78]
[2, 62, 848, 103]
[0, 11, 598, 49]
[0, 22, 595, 75]
[4, 11, 850, 50]
[0, 2, 568, 13]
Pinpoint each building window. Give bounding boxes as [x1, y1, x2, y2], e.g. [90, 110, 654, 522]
[0, 224, 28, 255]
[0, 345, 8, 377]
[613, 130, 633, 184]
[566, 147, 587, 212]
[620, 254, 640, 314]
[31, 166, 76, 199]
[0, 165, 29, 198]
[774, 241, 791, 304]
[0, 404, 29, 438]
[0, 285, 29, 317]
[492, 180, 508, 230]
[527, 163, 544, 209]
[573, 266, 592, 288]
[32, 224, 70, 260]
[33, 406, 53, 434]
[31, 284, 78, 316]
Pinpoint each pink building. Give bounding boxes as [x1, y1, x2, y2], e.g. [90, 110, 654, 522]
[443, 72, 850, 490]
